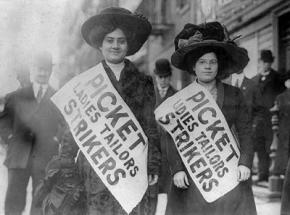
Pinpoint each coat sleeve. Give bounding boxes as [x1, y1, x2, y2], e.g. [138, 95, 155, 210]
[251, 85, 266, 129]
[235, 89, 254, 168]
[142, 76, 161, 175]
[166, 132, 185, 176]
[0, 93, 14, 143]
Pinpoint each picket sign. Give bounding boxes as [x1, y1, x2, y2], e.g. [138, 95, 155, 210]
[51, 63, 148, 214]
[154, 82, 240, 202]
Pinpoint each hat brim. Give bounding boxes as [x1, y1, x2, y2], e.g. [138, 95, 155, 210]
[154, 70, 172, 77]
[81, 13, 151, 56]
[171, 40, 249, 74]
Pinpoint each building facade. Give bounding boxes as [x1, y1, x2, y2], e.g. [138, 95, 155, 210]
[215, 0, 290, 77]
[137, 0, 196, 90]
[141, 0, 290, 88]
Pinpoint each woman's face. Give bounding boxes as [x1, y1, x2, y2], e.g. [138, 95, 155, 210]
[32, 57, 52, 85]
[193, 52, 218, 83]
[100, 28, 128, 64]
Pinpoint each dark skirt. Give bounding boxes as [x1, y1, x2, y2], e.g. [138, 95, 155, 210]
[281, 159, 290, 215]
[166, 179, 257, 215]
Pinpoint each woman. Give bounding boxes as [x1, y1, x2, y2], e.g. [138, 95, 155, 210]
[77, 7, 161, 215]
[166, 22, 257, 215]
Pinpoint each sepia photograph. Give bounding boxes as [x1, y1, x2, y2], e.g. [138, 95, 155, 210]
[0, 0, 289, 214]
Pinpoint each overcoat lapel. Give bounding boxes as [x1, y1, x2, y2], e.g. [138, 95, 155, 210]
[22, 85, 36, 101]
[216, 81, 224, 109]
[39, 86, 54, 103]
[154, 86, 161, 106]
[101, 60, 147, 124]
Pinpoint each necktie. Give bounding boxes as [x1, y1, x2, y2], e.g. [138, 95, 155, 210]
[159, 88, 167, 98]
[36, 86, 43, 102]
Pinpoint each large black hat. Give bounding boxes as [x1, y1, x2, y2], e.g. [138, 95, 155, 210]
[171, 22, 249, 74]
[260, 50, 274, 63]
[154, 58, 172, 77]
[81, 7, 152, 56]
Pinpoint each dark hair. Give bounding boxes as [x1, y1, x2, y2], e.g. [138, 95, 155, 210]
[87, 21, 135, 49]
[185, 46, 232, 80]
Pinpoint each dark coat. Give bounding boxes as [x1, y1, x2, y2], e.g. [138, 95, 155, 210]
[78, 60, 161, 215]
[281, 157, 290, 215]
[274, 89, 290, 173]
[166, 81, 257, 215]
[239, 77, 265, 126]
[251, 69, 285, 152]
[224, 76, 265, 134]
[251, 69, 285, 110]
[34, 155, 85, 215]
[277, 89, 290, 149]
[1, 85, 60, 170]
[155, 85, 176, 108]
[155, 85, 177, 193]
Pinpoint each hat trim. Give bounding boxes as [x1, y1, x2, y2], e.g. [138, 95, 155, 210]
[171, 40, 249, 73]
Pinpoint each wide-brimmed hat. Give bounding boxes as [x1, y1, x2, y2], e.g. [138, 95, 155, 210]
[260, 50, 274, 63]
[154, 58, 172, 77]
[171, 22, 249, 75]
[81, 7, 152, 56]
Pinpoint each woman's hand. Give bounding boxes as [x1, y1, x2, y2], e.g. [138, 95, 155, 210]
[237, 165, 251, 182]
[173, 171, 189, 189]
[148, 174, 158, 185]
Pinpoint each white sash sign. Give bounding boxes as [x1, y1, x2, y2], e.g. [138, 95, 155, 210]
[154, 82, 240, 202]
[51, 63, 148, 214]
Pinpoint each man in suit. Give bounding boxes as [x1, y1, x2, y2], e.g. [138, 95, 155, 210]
[154, 59, 176, 107]
[251, 49, 285, 182]
[230, 70, 265, 129]
[2, 51, 60, 215]
[153, 58, 176, 215]
[0, 64, 31, 148]
[227, 70, 265, 177]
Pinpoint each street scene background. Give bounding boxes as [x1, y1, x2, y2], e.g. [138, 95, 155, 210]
[0, 0, 289, 214]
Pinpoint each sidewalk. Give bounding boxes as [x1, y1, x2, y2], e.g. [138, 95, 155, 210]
[0, 144, 282, 215]
[253, 181, 281, 215]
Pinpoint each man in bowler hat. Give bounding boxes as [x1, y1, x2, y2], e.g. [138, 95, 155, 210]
[1, 51, 60, 215]
[154, 59, 176, 106]
[153, 58, 176, 215]
[251, 49, 285, 182]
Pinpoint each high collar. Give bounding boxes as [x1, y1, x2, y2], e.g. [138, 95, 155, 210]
[105, 60, 125, 81]
[196, 79, 217, 92]
[101, 59, 145, 105]
[195, 79, 218, 102]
